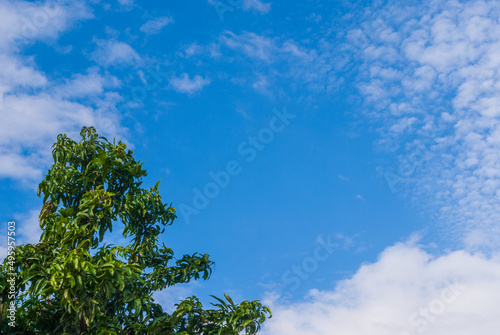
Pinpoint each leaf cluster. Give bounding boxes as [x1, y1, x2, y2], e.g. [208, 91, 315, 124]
[0, 127, 270, 334]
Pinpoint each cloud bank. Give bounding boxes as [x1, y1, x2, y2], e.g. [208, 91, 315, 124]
[262, 242, 500, 334]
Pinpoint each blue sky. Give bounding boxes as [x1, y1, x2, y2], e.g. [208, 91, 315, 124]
[2, 0, 500, 333]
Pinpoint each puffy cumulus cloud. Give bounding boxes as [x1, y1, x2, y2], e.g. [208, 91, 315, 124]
[0, 1, 129, 183]
[262, 241, 500, 335]
[91, 39, 142, 68]
[344, 0, 500, 250]
[169, 73, 211, 95]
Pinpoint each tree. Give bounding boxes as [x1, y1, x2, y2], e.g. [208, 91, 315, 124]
[0, 126, 271, 334]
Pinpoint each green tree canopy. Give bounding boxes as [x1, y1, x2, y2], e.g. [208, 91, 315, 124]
[0, 126, 271, 334]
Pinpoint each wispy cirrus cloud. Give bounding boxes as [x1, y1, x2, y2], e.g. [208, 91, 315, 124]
[220, 31, 278, 62]
[219, 31, 345, 93]
[140, 16, 174, 35]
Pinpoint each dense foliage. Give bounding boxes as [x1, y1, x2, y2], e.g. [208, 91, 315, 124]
[0, 126, 271, 334]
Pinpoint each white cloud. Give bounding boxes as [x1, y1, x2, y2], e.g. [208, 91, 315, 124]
[169, 73, 211, 95]
[153, 281, 201, 313]
[242, 0, 271, 14]
[0, 1, 128, 183]
[346, 0, 500, 250]
[0, 245, 6, 264]
[207, 0, 270, 15]
[140, 16, 174, 35]
[262, 242, 500, 334]
[176, 42, 222, 59]
[181, 43, 203, 58]
[15, 209, 42, 245]
[252, 74, 270, 93]
[117, 0, 134, 7]
[55, 67, 120, 99]
[221, 31, 277, 62]
[91, 39, 141, 67]
[0, 0, 92, 50]
[0, 209, 41, 262]
[0, 152, 44, 180]
[0, 91, 109, 178]
[0, 54, 46, 92]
